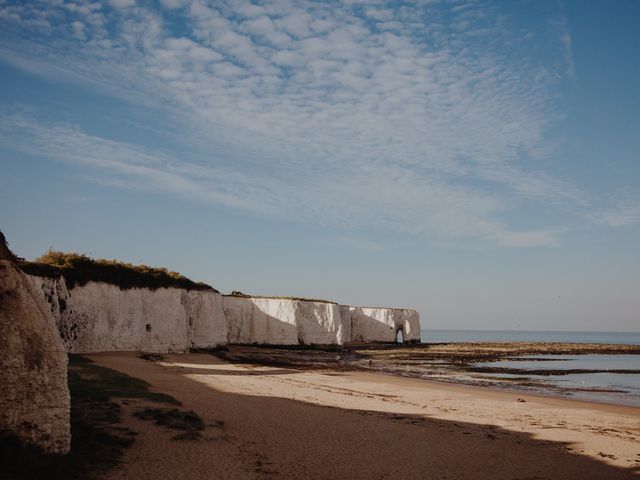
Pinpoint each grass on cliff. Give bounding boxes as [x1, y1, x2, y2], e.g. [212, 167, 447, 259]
[226, 290, 337, 304]
[19, 250, 216, 292]
[0, 355, 181, 480]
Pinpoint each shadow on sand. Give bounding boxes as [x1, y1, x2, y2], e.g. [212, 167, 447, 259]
[92, 352, 640, 480]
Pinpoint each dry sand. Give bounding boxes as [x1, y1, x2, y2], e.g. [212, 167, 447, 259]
[89, 352, 640, 480]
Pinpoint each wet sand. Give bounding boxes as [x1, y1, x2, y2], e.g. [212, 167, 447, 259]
[89, 351, 640, 480]
[220, 343, 640, 405]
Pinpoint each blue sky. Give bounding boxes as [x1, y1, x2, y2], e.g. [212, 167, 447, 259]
[0, 0, 638, 331]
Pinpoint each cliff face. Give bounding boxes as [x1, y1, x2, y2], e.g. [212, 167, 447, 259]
[23, 271, 421, 349]
[348, 307, 420, 343]
[27, 275, 227, 353]
[223, 297, 346, 345]
[0, 234, 70, 454]
[223, 296, 419, 345]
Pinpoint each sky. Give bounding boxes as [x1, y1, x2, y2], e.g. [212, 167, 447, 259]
[0, 0, 638, 332]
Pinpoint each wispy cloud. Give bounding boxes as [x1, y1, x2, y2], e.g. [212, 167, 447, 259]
[0, 112, 564, 247]
[0, 0, 581, 247]
[0, 113, 288, 216]
[340, 237, 384, 252]
[587, 194, 640, 227]
[550, 12, 576, 80]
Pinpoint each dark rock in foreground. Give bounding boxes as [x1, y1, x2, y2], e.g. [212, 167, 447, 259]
[0, 231, 70, 454]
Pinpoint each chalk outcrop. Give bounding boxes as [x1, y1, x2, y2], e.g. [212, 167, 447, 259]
[348, 307, 420, 343]
[27, 275, 227, 353]
[24, 273, 420, 350]
[223, 296, 348, 345]
[21, 253, 420, 352]
[0, 233, 70, 454]
[223, 295, 419, 345]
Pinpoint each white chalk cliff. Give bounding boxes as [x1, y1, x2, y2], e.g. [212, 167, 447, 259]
[223, 296, 348, 345]
[27, 275, 227, 353]
[24, 276, 420, 352]
[348, 306, 420, 343]
[223, 295, 420, 345]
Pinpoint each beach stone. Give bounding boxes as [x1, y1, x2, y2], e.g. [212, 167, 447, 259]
[0, 232, 70, 454]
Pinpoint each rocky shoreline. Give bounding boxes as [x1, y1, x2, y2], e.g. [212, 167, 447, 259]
[218, 341, 640, 367]
[216, 342, 640, 403]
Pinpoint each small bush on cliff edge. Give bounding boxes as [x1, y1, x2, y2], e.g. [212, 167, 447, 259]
[225, 291, 336, 304]
[19, 250, 216, 292]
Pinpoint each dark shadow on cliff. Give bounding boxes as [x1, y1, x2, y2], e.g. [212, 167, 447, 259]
[88, 353, 640, 480]
[224, 300, 404, 348]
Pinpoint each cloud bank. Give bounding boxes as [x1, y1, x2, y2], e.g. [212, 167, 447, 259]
[0, 0, 580, 246]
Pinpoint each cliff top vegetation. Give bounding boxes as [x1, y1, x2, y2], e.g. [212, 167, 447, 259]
[20, 250, 216, 292]
[226, 291, 336, 304]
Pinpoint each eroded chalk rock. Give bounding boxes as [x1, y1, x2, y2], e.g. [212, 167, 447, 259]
[0, 233, 70, 454]
[349, 307, 420, 343]
[26, 275, 227, 353]
[223, 296, 347, 345]
[22, 248, 420, 351]
[223, 296, 419, 345]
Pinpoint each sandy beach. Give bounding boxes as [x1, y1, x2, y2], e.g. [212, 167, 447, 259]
[85, 351, 640, 480]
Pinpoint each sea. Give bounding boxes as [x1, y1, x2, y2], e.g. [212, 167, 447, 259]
[421, 329, 640, 345]
[419, 329, 640, 406]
